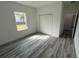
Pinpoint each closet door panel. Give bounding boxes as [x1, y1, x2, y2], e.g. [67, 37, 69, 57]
[39, 14, 53, 35]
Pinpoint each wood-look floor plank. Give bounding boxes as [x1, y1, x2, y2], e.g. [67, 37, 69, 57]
[0, 34, 76, 58]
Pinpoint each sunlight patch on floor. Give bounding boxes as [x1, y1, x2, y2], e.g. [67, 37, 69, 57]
[29, 35, 50, 40]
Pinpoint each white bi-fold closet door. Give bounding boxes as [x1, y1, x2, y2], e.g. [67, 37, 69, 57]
[39, 14, 53, 35]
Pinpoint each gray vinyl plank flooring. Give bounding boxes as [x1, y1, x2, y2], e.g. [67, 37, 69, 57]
[0, 34, 76, 58]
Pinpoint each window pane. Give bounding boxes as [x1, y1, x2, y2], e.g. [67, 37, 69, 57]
[14, 11, 28, 31]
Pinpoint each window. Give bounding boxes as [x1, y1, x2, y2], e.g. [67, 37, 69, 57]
[14, 11, 28, 31]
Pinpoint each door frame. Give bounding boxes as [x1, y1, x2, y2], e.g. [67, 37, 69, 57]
[72, 12, 79, 38]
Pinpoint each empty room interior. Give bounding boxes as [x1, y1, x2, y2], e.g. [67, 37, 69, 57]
[0, 1, 79, 58]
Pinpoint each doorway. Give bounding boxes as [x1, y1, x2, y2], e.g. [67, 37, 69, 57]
[62, 12, 78, 38]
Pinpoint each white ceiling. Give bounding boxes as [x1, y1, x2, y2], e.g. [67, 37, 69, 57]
[16, 1, 57, 8]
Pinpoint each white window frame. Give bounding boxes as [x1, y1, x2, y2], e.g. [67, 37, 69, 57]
[14, 11, 28, 31]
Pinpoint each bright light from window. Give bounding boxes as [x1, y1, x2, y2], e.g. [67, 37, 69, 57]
[14, 11, 28, 31]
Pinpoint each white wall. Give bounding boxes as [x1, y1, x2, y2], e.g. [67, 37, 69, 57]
[0, 1, 37, 45]
[74, 16, 79, 58]
[37, 1, 63, 37]
[59, 2, 64, 35]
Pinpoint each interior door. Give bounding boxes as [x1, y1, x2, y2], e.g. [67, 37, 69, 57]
[39, 14, 53, 35]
